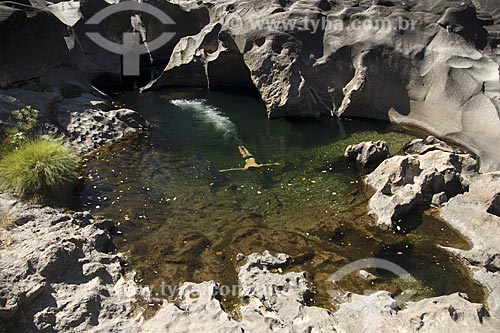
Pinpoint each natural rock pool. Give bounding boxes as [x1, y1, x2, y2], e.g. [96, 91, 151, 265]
[76, 89, 484, 310]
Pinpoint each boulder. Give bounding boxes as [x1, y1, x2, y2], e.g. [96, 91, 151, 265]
[56, 94, 149, 152]
[345, 140, 390, 167]
[431, 192, 448, 206]
[364, 136, 478, 228]
[404, 136, 462, 155]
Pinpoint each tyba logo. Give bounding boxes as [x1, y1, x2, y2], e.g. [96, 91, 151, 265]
[85, 1, 175, 76]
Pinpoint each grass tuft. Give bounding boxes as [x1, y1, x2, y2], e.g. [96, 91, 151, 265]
[0, 138, 79, 199]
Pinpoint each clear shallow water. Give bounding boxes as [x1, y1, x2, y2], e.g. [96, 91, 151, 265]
[78, 89, 484, 309]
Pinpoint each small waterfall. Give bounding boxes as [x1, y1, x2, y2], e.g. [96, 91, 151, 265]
[170, 99, 238, 139]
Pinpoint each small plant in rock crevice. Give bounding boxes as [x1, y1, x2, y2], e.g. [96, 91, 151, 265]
[1, 106, 41, 153]
[9, 106, 40, 147]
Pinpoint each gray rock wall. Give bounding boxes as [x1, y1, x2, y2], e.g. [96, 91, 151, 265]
[2, 0, 499, 169]
[145, 0, 500, 172]
[0, 4, 68, 88]
[0, 195, 146, 332]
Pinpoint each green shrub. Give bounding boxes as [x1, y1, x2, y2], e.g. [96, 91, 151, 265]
[1, 106, 40, 151]
[0, 138, 78, 199]
[10, 106, 39, 133]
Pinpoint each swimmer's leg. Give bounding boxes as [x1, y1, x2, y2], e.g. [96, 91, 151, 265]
[219, 167, 247, 173]
[238, 146, 247, 157]
[257, 163, 280, 168]
[241, 146, 252, 156]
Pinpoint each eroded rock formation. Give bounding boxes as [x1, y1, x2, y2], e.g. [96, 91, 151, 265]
[143, 0, 500, 172]
[364, 136, 500, 321]
[143, 251, 498, 332]
[0, 86, 148, 153]
[0, 194, 146, 332]
[440, 172, 500, 318]
[365, 136, 478, 228]
[0, 4, 68, 88]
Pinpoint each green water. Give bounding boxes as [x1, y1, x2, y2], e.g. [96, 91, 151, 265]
[78, 89, 484, 309]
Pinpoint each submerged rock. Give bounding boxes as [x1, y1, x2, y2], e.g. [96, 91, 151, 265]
[365, 136, 478, 228]
[345, 140, 390, 168]
[357, 269, 378, 281]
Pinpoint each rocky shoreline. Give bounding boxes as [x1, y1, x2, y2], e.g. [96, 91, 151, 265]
[0, 196, 146, 332]
[358, 136, 500, 323]
[1, 200, 499, 332]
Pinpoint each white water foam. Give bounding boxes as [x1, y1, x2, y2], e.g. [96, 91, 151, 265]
[170, 99, 238, 138]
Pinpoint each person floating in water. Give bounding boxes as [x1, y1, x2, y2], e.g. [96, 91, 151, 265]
[219, 146, 280, 172]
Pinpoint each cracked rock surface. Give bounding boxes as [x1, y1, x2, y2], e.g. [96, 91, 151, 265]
[365, 136, 478, 228]
[0, 84, 148, 154]
[0, 194, 146, 332]
[143, 0, 500, 172]
[143, 251, 499, 333]
[440, 172, 500, 319]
